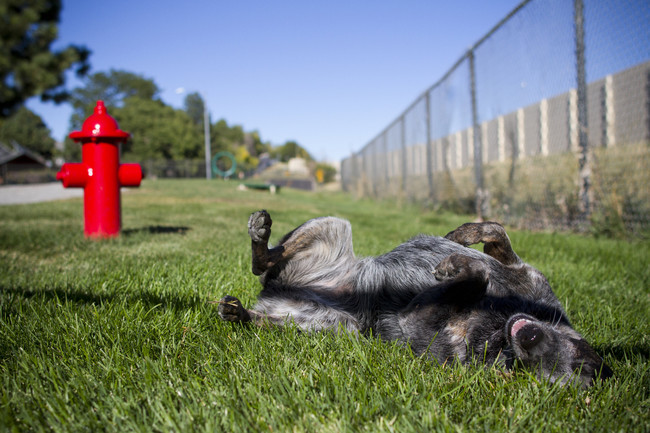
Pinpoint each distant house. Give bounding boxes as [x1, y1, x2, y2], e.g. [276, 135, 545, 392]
[0, 141, 50, 184]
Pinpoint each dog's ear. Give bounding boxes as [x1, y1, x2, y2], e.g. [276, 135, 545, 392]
[445, 222, 522, 266]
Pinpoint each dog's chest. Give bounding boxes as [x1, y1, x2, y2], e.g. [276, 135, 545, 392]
[439, 315, 471, 361]
[438, 310, 507, 364]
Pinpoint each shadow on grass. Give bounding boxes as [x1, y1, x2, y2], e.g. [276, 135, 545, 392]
[122, 226, 191, 236]
[0, 285, 209, 315]
[599, 343, 650, 362]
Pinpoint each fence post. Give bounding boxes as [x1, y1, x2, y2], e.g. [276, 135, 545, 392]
[604, 75, 615, 146]
[540, 99, 549, 155]
[575, 0, 592, 224]
[401, 116, 407, 196]
[425, 91, 435, 204]
[382, 135, 390, 195]
[469, 50, 488, 220]
[498, 116, 505, 162]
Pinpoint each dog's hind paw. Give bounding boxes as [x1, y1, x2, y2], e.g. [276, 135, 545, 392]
[218, 295, 250, 322]
[248, 210, 272, 244]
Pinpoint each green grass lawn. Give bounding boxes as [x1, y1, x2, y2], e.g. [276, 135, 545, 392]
[1, 179, 648, 432]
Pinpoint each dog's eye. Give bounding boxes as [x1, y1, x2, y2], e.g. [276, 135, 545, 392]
[518, 325, 544, 350]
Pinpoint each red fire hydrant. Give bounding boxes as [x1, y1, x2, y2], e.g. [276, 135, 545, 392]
[56, 101, 142, 238]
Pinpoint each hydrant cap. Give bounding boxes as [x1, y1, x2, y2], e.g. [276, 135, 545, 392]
[69, 101, 130, 142]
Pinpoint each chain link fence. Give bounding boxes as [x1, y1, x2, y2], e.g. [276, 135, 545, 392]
[142, 159, 208, 179]
[341, 0, 650, 235]
[141, 158, 238, 180]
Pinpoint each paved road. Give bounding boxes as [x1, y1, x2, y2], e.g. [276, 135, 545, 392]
[0, 183, 83, 205]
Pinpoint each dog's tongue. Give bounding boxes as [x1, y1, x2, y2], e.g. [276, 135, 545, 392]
[510, 318, 530, 337]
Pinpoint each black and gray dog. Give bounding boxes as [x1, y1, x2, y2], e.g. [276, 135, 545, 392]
[219, 210, 612, 387]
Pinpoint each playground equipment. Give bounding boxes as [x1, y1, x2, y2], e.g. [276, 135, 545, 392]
[56, 101, 142, 238]
[211, 151, 236, 179]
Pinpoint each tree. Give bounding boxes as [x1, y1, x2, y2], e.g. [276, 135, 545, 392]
[114, 97, 201, 161]
[271, 140, 313, 162]
[243, 131, 270, 157]
[183, 92, 205, 127]
[63, 96, 200, 162]
[315, 162, 337, 184]
[0, 106, 55, 158]
[210, 119, 244, 154]
[208, 119, 271, 175]
[68, 69, 159, 130]
[233, 146, 258, 174]
[0, 0, 90, 118]
[64, 68, 275, 167]
[64, 69, 161, 160]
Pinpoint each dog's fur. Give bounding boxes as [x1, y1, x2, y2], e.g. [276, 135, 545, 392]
[219, 210, 613, 386]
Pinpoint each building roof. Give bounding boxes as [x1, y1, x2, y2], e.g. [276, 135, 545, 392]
[0, 141, 47, 167]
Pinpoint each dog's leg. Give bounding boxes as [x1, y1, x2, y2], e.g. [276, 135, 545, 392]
[249, 210, 285, 275]
[444, 222, 522, 266]
[432, 253, 489, 304]
[218, 295, 290, 327]
[249, 210, 355, 279]
[218, 295, 360, 332]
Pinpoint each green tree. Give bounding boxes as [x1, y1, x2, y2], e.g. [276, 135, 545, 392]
[0, 106, 55, 158]
[114, 97, 201, 161]
[271, 140, 313, 162]
[210, 119, 244, 154]
[0, 0, 90, 118]
[64, 69, 162, 161]
[315, 162, 337, 183]
[243, 131, 270, 157]
[68, 69, 159, 130]
[183, 92, 205, 128]
[64, 69, 273, 168]
[233, 146, 258, 174]
[208, 119, 272, 175]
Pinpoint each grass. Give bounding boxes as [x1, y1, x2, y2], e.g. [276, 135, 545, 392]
[0, 179, 648, 432]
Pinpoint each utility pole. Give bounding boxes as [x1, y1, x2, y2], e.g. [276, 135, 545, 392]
[204, 101, 211, 179]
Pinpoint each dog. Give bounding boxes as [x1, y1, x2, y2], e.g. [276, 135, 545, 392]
[219, 210, 613, 387]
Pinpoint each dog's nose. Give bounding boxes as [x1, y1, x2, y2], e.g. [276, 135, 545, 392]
[518, 325, 544, 350]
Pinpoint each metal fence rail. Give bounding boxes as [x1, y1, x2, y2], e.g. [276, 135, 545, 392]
[341, 0, 650, 235]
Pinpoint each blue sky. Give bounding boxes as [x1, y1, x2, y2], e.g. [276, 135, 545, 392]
[27, 0, 523, 162]
[26, 0, 650, 162]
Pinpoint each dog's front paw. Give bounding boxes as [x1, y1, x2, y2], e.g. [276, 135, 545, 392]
[248, 210, 272, 243]
[434, 253, 489, 285]
[434, 253, 474, 281]
[218, 295, 248, 322]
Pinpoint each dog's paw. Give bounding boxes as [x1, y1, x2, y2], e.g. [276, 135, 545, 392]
[434, 253, 474, 281]
[248, 210, 272, 243]
[434, 253, 489, 285]
[218, 295, 247, 322]
[444, 223, 485, 247]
